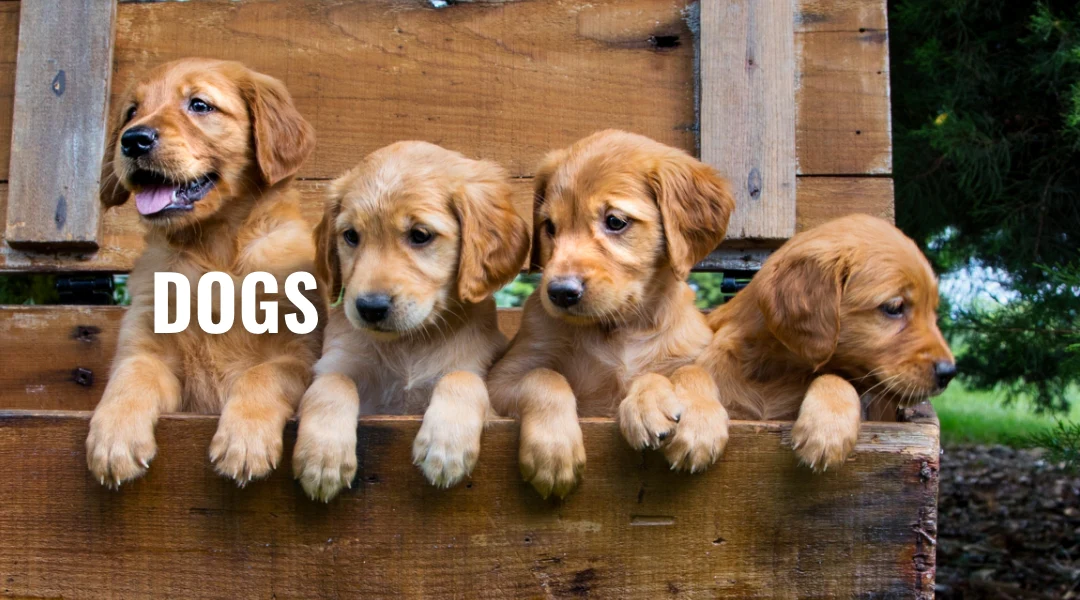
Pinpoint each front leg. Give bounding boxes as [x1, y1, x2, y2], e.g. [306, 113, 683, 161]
[664, 365, 729, 472]
[412, 371, 492, 488]
[512, 369, 586, 499]
[210, 356, 309, 485]
[87, 354, 181, 487]
[791, 374, 861, 472]
[292, 372, 360, 502]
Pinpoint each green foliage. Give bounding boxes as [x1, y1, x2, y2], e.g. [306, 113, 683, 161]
[0, 275, 59, 305]
[891, 0, 1080, 412]
[494, 273, 738, 310]
[494, 274, 540, 308]
[1023, 420, 1080, 469]
[933, 379, 1080, 445]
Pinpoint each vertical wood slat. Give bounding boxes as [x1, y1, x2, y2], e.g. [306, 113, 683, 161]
[699, 0, 797, 242]
[4, 0, 116, 251]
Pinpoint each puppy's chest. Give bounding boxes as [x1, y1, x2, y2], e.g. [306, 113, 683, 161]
[357, 354, 446, 416]
[566, 334, 680, 414]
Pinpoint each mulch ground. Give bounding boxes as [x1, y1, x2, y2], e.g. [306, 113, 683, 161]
[938, 445, 1080, 599]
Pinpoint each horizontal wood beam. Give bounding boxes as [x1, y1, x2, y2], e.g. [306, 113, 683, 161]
[0, 177, 893, 273]
[0, 411, 938, 598]
[0, 0, 889, 183]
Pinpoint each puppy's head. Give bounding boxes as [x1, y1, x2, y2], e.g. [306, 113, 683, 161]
[756, 214, 956, 405]
[101, 58, 314, 229]
[315, 142, 529, 338]
[531, 130, 733, 326]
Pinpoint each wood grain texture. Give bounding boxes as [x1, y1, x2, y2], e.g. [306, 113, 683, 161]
[0, 2, 16, 185]
[0, 0, 890, 182]
[700, 0, 797, 241]
[4, 0, 114, 250]
[0, 177, 894, 272]
[0, 305, 522, 411]
[0, 411, 939, 599]
[796, 1, 892, 175]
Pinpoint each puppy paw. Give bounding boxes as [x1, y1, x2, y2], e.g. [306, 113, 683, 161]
[519, 413, 586, 499]
[664, 399, 729, 473]
[617, 374, 683, 451]
[412, 409, 483, 489]
[293, 419, 358, 503]
[791, 375, 861, 473]
[209, 410, 284, 486]
[791, 417, 859, 473]
[86, 406, 157, 488]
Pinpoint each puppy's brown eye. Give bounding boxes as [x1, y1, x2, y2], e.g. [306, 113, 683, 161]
[544, 219, 555, 237]
[188, 98, 213, 114]
[124, 106, 137, 123]
[605, 214, 629, 232]
[880, 298, 905, 318]
[342, 229, 359, 247]
[408, 227, 433, 246]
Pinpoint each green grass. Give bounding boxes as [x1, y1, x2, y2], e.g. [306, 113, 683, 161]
[933, 381, 1080, 446]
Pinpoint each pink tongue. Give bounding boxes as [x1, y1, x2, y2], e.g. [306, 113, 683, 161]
[135, 186, 177, 215]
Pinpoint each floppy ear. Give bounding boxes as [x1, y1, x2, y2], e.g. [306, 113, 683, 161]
[452, 160, 530, 303]
[529, 148, 568, 272]
[100, 108, 130, 209]
[313, 189, 343, 305]
[647, 152, 734, 279]
[242, 71, 315, 186]
[756, 249, 845, 370]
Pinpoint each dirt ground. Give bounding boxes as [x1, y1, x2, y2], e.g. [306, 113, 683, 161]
[937, 445, 1080, 599]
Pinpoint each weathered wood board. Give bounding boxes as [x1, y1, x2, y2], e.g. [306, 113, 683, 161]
[4, 0, 115, 251]
[0, 0, 889, 182]
[0, 305, 521, 412]
[700, 0, 797, 241]
[0, 411, 939, 599]
[796, 0, 892, 175]
[0, 177, 894, 272]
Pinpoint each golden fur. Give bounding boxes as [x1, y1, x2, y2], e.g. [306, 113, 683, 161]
[293, 141, 529, 501]
[86, 58, 324, 487]
[488, 130, 735, 498]
[700, 214, 955, 471]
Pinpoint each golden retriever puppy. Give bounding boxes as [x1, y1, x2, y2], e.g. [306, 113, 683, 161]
[700, 214, 956, 471]
[292, 141, 529, 502]
[87, 58, 323, 487]
[488, 130, 735, 498]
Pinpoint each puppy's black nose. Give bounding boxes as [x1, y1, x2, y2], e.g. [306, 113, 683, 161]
[120, 126, 157, 158]
[547, 278, 584, 308]
[355, 294, 392, 323]
[934, 361, 957, 389]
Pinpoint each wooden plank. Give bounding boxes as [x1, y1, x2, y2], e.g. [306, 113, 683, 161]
[0, 305, 523, 411]
[4, 0, 115, 250]
[0, 306, 121, 411]
[0, 0, 890, 182]
[795, 175, 893, 229]
[796, 4, 891, 175]
[699, 0, 797, 241]
[0, 2, 17, 185]
[109, 0, 698, 180]
[0, 411, 938, 599]
[0, 177, 894, 272]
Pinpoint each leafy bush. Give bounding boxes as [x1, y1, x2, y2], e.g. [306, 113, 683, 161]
[891, 0, 1080, 412]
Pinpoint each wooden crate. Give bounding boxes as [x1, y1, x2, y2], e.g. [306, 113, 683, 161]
[0, 1, 938, 598]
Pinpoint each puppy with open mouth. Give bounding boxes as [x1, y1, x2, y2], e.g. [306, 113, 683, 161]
[86, 58, 323, 488]
[488, 130, 736, 499]
[292, 142, 530, 502]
